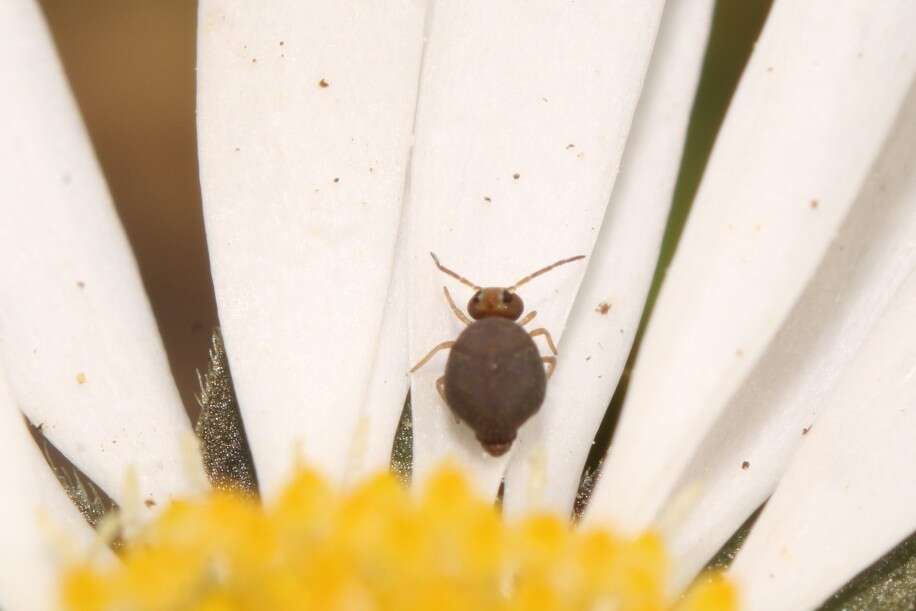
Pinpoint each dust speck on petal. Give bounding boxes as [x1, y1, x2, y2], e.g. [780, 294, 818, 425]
[319, 78, 330, 88]
[741, 461, 750, 470]
[595, 302, 610, 315]
[76, 372, 87, 385]
[810, 199, 819, 210]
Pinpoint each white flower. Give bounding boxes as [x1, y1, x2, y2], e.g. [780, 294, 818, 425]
[1, 0, 915, 610]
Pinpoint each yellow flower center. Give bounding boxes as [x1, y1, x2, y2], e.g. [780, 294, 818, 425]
[62, 466, 735, 611]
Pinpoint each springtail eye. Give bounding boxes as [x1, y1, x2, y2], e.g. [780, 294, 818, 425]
[502, 291, 513, 303]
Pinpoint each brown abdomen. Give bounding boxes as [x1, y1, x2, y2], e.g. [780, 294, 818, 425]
[444, 318, 546, 450]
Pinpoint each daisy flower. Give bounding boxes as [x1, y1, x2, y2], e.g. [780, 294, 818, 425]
[1, 1, 915, 610]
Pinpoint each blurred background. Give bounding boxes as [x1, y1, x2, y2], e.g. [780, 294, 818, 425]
[37, 0, 772, 421]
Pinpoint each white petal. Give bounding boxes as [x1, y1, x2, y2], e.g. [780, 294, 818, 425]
[729, 260, 916, 611]
[355, 211, 410, 477]
[586, 0, 916, 534]
[197, 1, 427, 495]
[0, 372, 102, 611]
[407, 0, 666, 495]
[502, 0, 715, 517]
[665, 81, 916, 592]
[0, 0, 191, 507]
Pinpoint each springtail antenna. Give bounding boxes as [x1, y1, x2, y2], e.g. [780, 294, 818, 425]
[510, 255, 585, 291]
[430, 252, 481, 290]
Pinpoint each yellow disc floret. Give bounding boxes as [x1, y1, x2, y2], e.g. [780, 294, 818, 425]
[62, 466, 736, 611]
